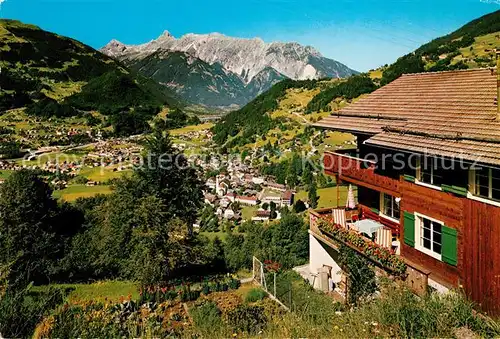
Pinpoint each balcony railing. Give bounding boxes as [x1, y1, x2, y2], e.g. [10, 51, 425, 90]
[309, 208, 406, 277]
[323, 151, 401, 197]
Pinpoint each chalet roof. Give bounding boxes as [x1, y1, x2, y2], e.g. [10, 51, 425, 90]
[314, 68, 500, 165]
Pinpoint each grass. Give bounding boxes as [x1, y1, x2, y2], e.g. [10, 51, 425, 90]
[34, 281, 138, 303]
[236, 269, 253, 279]
[0, 170, 13, 180]
[78, 166, 132, 182]
[296, 185, 357, 209]
[41, 81, 86, 100]
[241, 205, 258, 221]
[369, 68, 384, 79]
[456, 32, 499, 67]
[53, 184, 113, 201]
[200, 231, 230, 242]
[169, 123, 214, 136]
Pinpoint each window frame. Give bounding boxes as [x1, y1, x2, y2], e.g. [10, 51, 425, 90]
[416, 157, 443, 189]
[379, 193, 401, 221]
[414, 212, 443, 261]
[470, 167, 500, 202]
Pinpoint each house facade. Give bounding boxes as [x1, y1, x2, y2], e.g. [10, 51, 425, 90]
[309, 57, 500, 314]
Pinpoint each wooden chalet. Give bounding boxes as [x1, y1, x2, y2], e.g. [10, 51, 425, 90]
[308, 52, 500, 314]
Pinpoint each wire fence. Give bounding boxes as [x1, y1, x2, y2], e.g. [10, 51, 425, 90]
[252, 257, 344, 322]
[252, 257, 290, 310]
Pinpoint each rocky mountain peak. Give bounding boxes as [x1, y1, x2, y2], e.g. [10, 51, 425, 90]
[157, 30, 175, 41]
[101, 30, 356, 85]
[100, 29, 357, 108]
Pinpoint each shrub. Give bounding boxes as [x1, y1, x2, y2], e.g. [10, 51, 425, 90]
[190, 301, 226, 336]
[227, 305, 267, 334]
[202, 283, 210, 295]
[0, 286, 65, 338]
[351, 284, 500, 338]
[228, 278, 241, 290]
[245, 288, 267, 303]
[180, 285, 200, 302]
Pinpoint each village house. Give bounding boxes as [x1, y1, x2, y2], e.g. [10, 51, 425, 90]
[204, 193, 217, 206]
[219, 198, 231, 209]
[281, 190, 294, 207]
[215, 175, 230, 197]
[224, 192, 237, 203]
[309, 57, 500, 315]
[266, 182, 287, 192]
[235, 195, 259, 206]
[261, 194, 282, 207]
[205, 178, 216, 190]
[224, 209, 235, 220]
[252, 210, 271, 222]
[252, 176, 265, 185]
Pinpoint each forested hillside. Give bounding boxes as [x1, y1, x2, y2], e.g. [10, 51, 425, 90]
[212, 79, 320, 146]
[0, 19, 178, 117]
[212, 76, 376, 148]
[379, 9, 500, 84]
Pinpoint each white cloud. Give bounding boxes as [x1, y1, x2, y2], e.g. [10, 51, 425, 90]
[480, 0, 500, 5]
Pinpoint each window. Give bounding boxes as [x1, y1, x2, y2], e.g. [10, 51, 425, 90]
[416, 214, 443, 260]
[421, 217, 442, 255]
[381, 193, 400, 220]
[472, 167, 500, 202]
[418, 157, 443, 187]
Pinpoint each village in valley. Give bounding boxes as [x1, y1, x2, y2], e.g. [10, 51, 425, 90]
[0, 122, 303, 223]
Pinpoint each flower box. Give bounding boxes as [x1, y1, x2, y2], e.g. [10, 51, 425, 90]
[317, 219, 407, 276]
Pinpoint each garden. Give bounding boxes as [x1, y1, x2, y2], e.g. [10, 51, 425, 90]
[31, 276, 283, 338]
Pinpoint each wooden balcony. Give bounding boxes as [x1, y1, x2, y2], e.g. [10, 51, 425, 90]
[309, 207, 407, 277]
[323, 151, 401, 197]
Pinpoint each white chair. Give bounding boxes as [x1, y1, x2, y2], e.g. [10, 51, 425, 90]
[376, 227, 393, 249]
[332, 209, 346, 228]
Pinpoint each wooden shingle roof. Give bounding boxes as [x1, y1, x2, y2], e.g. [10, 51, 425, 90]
[314, 68, 500, 165]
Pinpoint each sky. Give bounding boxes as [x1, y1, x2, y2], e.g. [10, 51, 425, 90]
[1, 0, 499, 71]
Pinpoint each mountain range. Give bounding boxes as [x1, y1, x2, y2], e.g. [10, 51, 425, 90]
[101, 32, 357, 109]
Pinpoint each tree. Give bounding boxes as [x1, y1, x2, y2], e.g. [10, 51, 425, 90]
[302, 162, 314, 187]
[269, 202, 278, 220]
[126, 196, 170, 286]
[0, 141, 23, 159]
[293, 200, 307, 213]
[0, 170, 63, 287]
[308, 181, 319, 209]
[268, 214, 308, 268]
[134, 128, 204, 227]
[224, 234, 248, 271]
[110, 111, 150, 137]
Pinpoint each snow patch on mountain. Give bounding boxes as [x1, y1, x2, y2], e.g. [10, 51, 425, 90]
[101, 31, 356, 84]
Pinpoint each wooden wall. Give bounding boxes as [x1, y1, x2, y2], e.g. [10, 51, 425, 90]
[462, 199, 500, 315]
[399, 180, 500, 315]
[399, 181, 463, 288]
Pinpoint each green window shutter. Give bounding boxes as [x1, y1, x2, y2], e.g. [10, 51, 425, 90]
[442, 226, 458, 266]
[442, 184, 468, 197]
[403, 211, 415, 247]
[403, 175, 416, 183]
